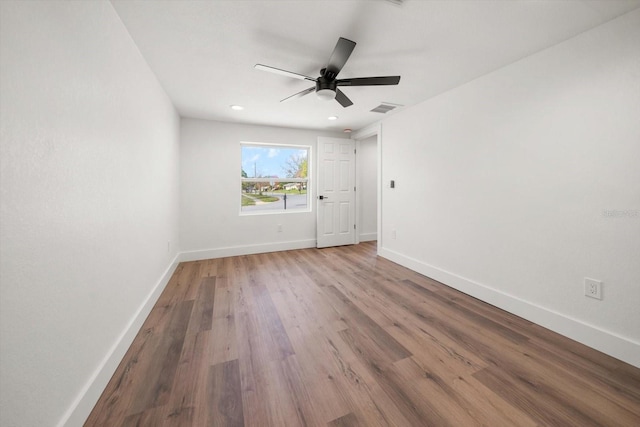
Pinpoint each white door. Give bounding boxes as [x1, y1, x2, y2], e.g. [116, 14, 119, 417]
[316, 137, 356, 248]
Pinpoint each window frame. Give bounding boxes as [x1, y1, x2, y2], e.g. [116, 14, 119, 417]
[239, 142, 311, 215]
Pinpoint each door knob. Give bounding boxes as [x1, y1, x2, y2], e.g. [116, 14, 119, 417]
[318, 195, 329, 200]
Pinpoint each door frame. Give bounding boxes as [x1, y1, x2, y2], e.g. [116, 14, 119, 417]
[351, 123, 382, 251]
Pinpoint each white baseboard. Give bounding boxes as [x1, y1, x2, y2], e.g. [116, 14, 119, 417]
[179, 239, 317, 262]
[62, 241, 639, 427]
[378, 247, 640, 369]
[58, 255, 181, 427]
[60, 240, 316, 426]
[359, 232, 377, 242]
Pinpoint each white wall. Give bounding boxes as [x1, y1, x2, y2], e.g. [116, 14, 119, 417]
[0, 2, 180, 426]
[357, 135, 378, 241]
[180, 118, 345, 259]
[379, 9, 640, 367]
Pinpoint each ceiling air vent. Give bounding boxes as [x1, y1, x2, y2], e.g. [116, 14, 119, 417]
[370, 102, 402, 114]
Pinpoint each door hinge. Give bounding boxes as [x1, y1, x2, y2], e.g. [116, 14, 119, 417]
[354, 148, 356, 154]
[354, 186, 356, 191]
[354, 224, 356, 230]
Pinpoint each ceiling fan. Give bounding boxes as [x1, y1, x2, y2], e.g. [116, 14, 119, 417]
[255, 37, 401, 107]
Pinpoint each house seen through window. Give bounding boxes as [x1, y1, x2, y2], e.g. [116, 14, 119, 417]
[241, 143, 310, 213]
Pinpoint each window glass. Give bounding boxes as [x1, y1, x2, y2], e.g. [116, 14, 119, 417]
[240, 143, 310, 213]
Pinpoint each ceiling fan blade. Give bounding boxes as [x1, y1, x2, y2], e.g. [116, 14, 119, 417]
[325, 37, 356, 79]
[280, 86, 316, 102]
[255, 64, 316, 82]
[337, 76, 401, 86]
[335, 89, 353, 108]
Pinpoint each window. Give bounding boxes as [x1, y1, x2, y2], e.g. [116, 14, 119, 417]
[240, 143, 310, 213]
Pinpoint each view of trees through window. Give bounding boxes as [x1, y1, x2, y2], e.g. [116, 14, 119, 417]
[240, 143, 309, 213]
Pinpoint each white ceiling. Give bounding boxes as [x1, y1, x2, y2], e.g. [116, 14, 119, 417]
[110, 0, 640, 132]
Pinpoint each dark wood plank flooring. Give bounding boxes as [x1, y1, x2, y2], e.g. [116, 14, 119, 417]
[86, 242, 640, 426]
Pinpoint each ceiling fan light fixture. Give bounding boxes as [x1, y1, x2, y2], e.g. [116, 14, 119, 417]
[316, 89, 336, 101]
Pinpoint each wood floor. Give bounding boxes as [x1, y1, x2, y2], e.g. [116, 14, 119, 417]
[86, 242, 640, 426]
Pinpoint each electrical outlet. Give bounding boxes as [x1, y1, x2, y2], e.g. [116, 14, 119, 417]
[584, 278, 602, 300]
[277, 224, 283, 232]
[167, 240, 171, 253]
[391, 228, 397, 240]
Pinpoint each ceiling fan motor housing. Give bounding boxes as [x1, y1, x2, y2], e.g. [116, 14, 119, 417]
[316, 76, 337, 101]
[316, 78, 337, 92]
[316, 78, 337, 100]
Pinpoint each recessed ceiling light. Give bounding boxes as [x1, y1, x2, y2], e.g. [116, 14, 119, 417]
[328, 116, 338, 120]
[230, 105, 244, 111]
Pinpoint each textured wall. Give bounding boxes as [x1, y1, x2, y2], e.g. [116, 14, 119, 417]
[379, 10, 640, 366]
[0, 2, 180, 425]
